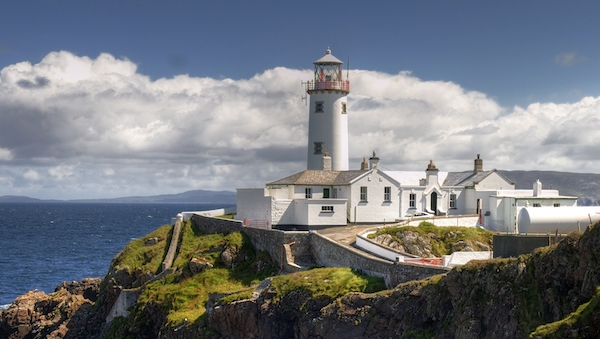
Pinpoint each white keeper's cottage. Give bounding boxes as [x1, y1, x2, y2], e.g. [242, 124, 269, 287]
[235, 48, 578, 231]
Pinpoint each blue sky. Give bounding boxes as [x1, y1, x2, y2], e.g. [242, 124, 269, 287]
[1, 1, 600, 199]
[3, 1, 600, 106]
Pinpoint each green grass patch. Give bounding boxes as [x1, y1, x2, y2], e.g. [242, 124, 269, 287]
[131, 224, 277, 326]
[111, 224, 173, 274]
[529, 285, 600, 338]
[368, 222, 494, 256]
[269, 267, 386, 310]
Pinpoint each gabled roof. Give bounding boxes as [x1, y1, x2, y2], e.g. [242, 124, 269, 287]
[267, 170, 367, 186]
[383, 171, 449, 186]
[443, 169, 515, 187]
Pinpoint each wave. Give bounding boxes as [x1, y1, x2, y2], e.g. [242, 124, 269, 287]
[0, 303, 11, 311]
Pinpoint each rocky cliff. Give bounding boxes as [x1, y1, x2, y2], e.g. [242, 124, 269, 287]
[3, 223, 600, 338]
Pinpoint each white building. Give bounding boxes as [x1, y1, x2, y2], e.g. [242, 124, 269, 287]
[235, 49, 578, 232]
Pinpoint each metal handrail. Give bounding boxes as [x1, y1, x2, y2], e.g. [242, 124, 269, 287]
[306, 80, 350, 92]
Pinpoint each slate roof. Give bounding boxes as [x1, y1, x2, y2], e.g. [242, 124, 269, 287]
[443, 170, 515, 187]
[383, 171, 449, 186]
[267, 170, 367, 186]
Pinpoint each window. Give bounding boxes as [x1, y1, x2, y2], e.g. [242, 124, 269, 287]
[323, 188, 330, 199]
[315, 101, 324, 113]
[533, 203, 541, 207]
[341, 102, 347, 114]
[449, 194, 457, 209]
[321, 206, 334, 212]
[305, 188, 312, 199]
[409, 193, 416, 208]
[554, 203, 561, 207]
[384, 187, 391, 202]
[314, 142, 323, 155]
[332, 188, 338, 198]
[360, 186, 368, 202]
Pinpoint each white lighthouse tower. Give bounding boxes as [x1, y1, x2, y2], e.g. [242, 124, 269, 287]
[306, 48, 350, 171]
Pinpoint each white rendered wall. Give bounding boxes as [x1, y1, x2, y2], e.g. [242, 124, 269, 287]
[307, 91, 348, 170]
[236, 188, 272, 224]
[349, 171, 399, 223]
[294, 199, 347, 226]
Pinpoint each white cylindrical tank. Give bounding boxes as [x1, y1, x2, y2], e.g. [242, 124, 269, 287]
[518, 206, 600, 234]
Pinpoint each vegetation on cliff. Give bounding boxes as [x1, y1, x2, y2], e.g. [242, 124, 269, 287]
[368, 221, 494, 257]
[6, 219, 600, 338]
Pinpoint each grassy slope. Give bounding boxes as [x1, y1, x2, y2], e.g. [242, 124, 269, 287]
[104, 220, 386, 338]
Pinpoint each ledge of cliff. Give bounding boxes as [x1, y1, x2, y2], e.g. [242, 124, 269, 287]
[3, 220, 600, 339]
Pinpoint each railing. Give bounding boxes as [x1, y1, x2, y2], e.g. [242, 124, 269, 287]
[306, 80, 350, 92]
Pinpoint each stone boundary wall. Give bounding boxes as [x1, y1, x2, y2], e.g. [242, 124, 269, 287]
[161, 215, 182, 271]
[191, 214, 449, 288]
[310, 231, 449, 287]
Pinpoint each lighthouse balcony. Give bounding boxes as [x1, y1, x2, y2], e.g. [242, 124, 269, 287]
[306, 80, 350, 92]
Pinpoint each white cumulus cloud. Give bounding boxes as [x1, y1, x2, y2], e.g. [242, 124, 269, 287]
[0, 51, 598, 199]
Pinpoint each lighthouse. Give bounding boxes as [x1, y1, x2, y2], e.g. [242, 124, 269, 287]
[305, 48, 350, 171]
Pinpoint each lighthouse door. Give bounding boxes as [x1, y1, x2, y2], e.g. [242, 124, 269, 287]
[430, 192, 438, 215]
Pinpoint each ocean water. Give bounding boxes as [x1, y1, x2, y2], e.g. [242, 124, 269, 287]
[0, 202, 234, 308]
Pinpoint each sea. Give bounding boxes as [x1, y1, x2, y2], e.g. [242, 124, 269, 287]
[0, 202, 234, 309]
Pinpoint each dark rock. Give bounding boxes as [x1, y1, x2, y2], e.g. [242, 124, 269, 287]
[189, 257, 213, 275]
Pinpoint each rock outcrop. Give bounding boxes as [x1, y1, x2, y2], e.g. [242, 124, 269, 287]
[4, 224, 600, 338]
[0, 279, 101, 339]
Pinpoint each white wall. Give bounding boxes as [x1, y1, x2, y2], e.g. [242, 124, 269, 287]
[349, 171, 399, 223]
[307, 91, 348, 171]
[236, 188, 272, 224]
[293, 199, 347, 226]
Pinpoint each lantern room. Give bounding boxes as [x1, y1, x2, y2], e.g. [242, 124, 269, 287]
[306, 48, 349, 93]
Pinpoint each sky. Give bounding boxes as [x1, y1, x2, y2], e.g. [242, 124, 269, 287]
[1, 1, 600, 199]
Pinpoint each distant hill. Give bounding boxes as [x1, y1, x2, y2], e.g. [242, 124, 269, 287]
[0, 189, 236, 204]
[2, 172, 599, 205]
[501, 170, 600, 206]
[0, 195, 44, 203]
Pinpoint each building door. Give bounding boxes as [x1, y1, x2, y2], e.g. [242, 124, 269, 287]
[431, 192, 438, 214]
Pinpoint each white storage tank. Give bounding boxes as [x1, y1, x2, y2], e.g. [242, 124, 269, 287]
[518, 206, 600, 234]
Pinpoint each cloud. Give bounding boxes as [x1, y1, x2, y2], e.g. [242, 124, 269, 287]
[0, 51, 598, 199]
[554, 51, 585, 66]
[0, 147, 13, 161]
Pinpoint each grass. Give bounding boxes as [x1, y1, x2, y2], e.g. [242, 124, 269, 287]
[269, 267, 386, 310]
[111, 224, 173, 274]
[529, 285, 600, 338]
[128, 221, 277, 326]
[368, 221, 494, 256]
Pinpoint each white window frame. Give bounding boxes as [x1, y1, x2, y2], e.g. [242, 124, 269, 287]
[341, 102, 347, 114]
[409, 193, 416, 208]
[384, 187, 391, 202]
[360, 186, 368, 202]
[305, 188, 312, 199]
[321, 206, 334, 212]
[449, 193, 457, 209]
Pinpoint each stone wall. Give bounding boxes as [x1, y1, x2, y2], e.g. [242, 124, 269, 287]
[191, 214, 448, 288]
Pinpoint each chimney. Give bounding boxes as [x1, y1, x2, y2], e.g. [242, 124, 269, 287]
[426, 160, 439, 186]
[369, 151, 380, 170]
[360, 157, 369, 170]
[533, 179, 542, 197]
[474, 154, 483, 174]
[322, 152, 332, 171]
